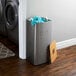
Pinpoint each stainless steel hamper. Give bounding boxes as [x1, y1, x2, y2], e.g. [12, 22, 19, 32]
[26, 19, 52, 65]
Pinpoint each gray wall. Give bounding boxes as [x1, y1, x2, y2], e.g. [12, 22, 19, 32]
[27, 0, 76, 42]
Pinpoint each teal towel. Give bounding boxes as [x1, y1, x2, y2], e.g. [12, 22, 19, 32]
[29, 16, 51, 26]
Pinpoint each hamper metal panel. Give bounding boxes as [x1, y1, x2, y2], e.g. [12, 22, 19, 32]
[26, 20, 51, 65]
[26, 20, 35, 64]
[36, 22, 52, 65]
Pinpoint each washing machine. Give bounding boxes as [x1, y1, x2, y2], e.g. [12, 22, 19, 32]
[0, 0, 7, 36]
[4, 0, 19, 44]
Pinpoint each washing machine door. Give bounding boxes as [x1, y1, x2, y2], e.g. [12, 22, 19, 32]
[5, 2, 18, 30]
[0, 0, 3, 23]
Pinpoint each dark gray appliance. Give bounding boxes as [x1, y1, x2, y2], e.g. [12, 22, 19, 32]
[4, 0, 19, 44]
[26, 20, 52, 65]
[0, 0, 7, 36]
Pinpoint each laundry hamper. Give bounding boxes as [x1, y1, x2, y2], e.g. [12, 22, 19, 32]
[26, 18, 52, 65]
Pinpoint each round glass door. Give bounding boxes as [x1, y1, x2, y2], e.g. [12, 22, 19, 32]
[5, 2, 18, 30]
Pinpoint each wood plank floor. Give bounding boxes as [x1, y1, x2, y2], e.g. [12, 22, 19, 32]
[0, 36, 76, 76]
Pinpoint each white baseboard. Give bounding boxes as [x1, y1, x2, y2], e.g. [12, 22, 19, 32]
[56, 38, 76, 50]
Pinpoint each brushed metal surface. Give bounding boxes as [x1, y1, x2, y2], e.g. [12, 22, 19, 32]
[36, 22, 52, 64]
[26, 20, 51, 65]
[26, 21, 35, 64]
